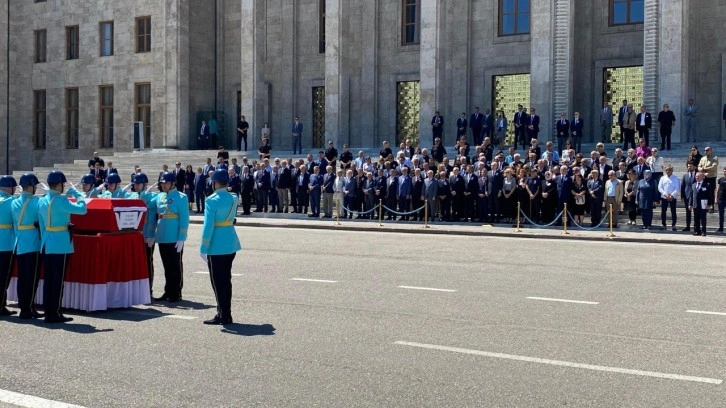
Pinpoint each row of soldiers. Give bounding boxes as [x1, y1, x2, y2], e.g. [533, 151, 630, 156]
[0, 168, 241, 325]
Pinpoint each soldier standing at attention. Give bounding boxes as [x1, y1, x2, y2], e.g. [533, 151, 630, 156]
[129, 173, 158, 298]
[38, 170, 87, 323]
[80, 173, 101, 198]
[200, 169, 242, 325]
[0, 175, 18, 316]
[12, 174, 43, 319]
[99, 173, 132, 198]
[153, 172, 189, 302]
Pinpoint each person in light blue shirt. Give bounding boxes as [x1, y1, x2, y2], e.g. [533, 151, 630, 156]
[151, 172, 189, 302]
[128, 173, 158, 296]
[12, 173, 43, 319]
[37, 170, 87, 323]
[200, 169, 241, 325]
[0, 175, 18, 316]
[80, 173, 101, 198]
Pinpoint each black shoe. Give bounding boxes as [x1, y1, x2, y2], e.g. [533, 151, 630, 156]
[0, 307, 17, 316]
[45, 315, 73, 324]
[681, 227, 690, 232]
[717, 229, 724, 232]
[693, 232, 702, 236]
[153, 294, 170, 302]
[702, 233, 707, 237]
[284, 209, 289, 213]
[167, 296, 182, 303]
[308, 214, 315, 217]
[642, 226, 648, 230]
[203, 315, 233, 325]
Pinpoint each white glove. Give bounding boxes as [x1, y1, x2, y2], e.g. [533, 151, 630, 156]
[40, 183, 50, 191]
[122, 183, 133, 192]
[199, 253, 208, 263]
[146, 183, 159, 193]
[145, 238, 155, 248]
[174, 240, 184, 253]
[98, 184, 107, 193]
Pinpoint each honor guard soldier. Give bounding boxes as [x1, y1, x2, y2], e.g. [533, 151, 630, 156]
[38, 170, 88, 323]
[99, 173, 131, 198]
[12, 174, 43, 319]
[80, 173, 101, 198]
[0, 175, 18, 316]
[152, 172, 189, 302]
[200, 169, 241, 325]
[130, 173, 158, 297]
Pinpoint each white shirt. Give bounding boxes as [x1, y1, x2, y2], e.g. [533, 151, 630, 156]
[640, 114, 646, 126]
[658, 174, 680, 200]
[647, 155, 664, 173]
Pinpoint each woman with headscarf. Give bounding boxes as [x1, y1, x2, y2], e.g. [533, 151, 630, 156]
[637, 169, 658, 229]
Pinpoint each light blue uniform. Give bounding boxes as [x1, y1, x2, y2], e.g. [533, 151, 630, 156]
[133, 191, 158, 239]
[0, 191, 16, 252]
[152, 188, 189, 244]
[85, 188, 100, 198]
[200, 188, 242, 255]
[99, 189, 130, 199]
[38, 190, 88, 254]
[11, 192, 41, 255]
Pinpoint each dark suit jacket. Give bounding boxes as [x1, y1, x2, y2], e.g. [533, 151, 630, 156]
[456, 118, 468, 136]
[513, 111, 526, 127]
[173, 169, 186, 191]
[322, 173, 336, 193]
[241, 173, 254, 194]
[194, 174, 207, 194]
[636, 113, 652, 131]
[482, 114, 494, 133]
[570, 118, 584, 137]
[587, 179, 604, 201]
[692, 181, 712, 208]
[255, 170, 270, 191]
[618, 105, 628, 126]
[525, 115, 540, 134]
[411, 177, 424, 199]
[278, 167, 292, 189]
[464, 173, 479, 195]
[633, 164, 650, 180]
[93, 169, 107, 187]
[556, 119, 570, 138]
[469, 113, 483, 132]
[556, 175, 572, 203]
[723, 104, 726, 122]
[431, 115, 444, 130]
[487, 170, 504, 195]
[681, 172, 695, 204]
[386, 176, 399, 200]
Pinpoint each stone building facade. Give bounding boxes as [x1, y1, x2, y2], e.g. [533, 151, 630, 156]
[2, 0, 726, 172]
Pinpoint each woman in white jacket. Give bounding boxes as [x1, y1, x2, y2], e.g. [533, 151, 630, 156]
[646, 148, 665, 183]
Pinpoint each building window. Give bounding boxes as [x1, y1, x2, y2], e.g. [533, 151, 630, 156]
[100, 86, 114, 148]
[401, 0, 420, 45]
[65, 88, 79, 149]
[100, 22, 114, 56]
[66, 25, 80, 60]
[499, 0, 530, 36]
[34, 90, 46, 149]
[34, 30, 47, 63]
[136, 16, 152, 53]
[135, 83, 151, 148]
[396, 81, 420, 146]
[492, 74, 531, 146]
[610, 0, 644, 25]
[603, 66, 643, 143]
[319, 0, 326, 54]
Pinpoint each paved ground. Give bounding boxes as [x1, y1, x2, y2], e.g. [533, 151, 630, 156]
[1, 225, 725, 407]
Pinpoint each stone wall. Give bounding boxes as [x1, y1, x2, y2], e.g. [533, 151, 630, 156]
[0, 0, 7, 172]
[692, 0, 726, 142]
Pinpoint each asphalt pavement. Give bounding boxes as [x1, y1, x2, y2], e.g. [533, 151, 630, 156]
[1, 225, 725, 407]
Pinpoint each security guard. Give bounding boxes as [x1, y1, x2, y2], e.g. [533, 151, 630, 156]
[200, 169, 241, 325]
[0, 175, 18, 316]
[99, 173, 131, 198]
[80, 173, 101, 198]
[12, 174, 43, 319]
[152, 172, 189, 302]
[129, 173, 158, 296]
[38, 170, 87, 323]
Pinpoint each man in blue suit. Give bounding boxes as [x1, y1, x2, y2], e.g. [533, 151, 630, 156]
[470, 107, 484, 145]
[513, 104, 527, 150]
[291, 116, 303, 155]
[556, 165, 572, 226]
[555, 113, 570, 154]
[307, 166, 322, 217]
[456, 113, 468, 141]
[526, 107, 540, 141]
[200, 169, 241, 326]
[570, 112, 584, 153]
[482, 109, 494, 143]
[254, 164, 270, 212]
[397, 167, 413, 221]
[342, 169, 357, 219]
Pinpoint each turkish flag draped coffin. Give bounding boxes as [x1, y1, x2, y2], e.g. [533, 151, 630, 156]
[71, 198, 147, 233]
[7, 198, 152, 311]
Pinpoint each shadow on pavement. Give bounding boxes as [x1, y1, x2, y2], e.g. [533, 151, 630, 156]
[222, 323, 276, 336]
[1, 316, 113, 334]
[152, 299, 214, 311]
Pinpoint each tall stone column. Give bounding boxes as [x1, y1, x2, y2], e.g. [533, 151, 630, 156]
[325, 0, 348, 147]
[359, 0, 377, 145]
[240, 0, 267, 151]
[529, 0, 555, 142]
[552, 0, 573, 131]
[655, 0, 689, 143]
[419, 0, 442, 147]
[161, 0, 189, 149]
[642, 0, 658, 118]
[0, 0, 8, 171]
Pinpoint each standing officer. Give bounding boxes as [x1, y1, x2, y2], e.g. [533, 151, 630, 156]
[152, 172, 189, 302]
[130, 173, 158, 297]
[99, 174, 131, 198]
[200, 169, 241, 325]
[38, 170, 87, 323]
[0, 175, 18, 316]
[12, 174, 43, 319]
[80, 173, 101, 198]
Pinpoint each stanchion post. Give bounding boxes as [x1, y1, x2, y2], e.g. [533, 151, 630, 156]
[378, 199, 383, 227]
[562, 203, 570, 235]
[336, 201, 341, 226]
[608, 204, 615, 237]
[515, 201, 522, 232]
[424, 200, 430, 229]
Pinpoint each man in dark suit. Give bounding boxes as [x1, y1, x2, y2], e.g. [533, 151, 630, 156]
[525, 107, 540, 142]
[240, 166, 254, 215]
[482, 109, 494, 144]
[691, 172, 712, 236]
[307, 166, 322, 217]
[555, 113, 570, 154]
[449, 168, 465, 221]
[254, 164, 270, 212]
[422, 170, 438, 222]
[617, 99, 629, 138]
[513, 105, 527, 150]
[385, 168, 399, 220]
[633, 157, 650, 180]
[106, 161, 118, 176]
[397, 167, 413, 221]
[456, 113, 468, 141]
[570, 112, 584, 153]
[410, 168, 424, 221]
[295, 164, 310, 214]
[636, 105, 653, 146]
[277, 160, 292, 213]
[374, 169, 387, 218]
[487, 162, 503, 222]
[198, 120, 210, 150]
[431, 111, 444, 145]
[88, 152, 105, 171]
[194, 169, 207, 213]
[463, 165, 478, 222]
[172, 162, 186, 191]
[556, 165, 572, 226]
[470, 107, 484, 146]
[92, 163, 106, 187]
[681, 162, 696, 231]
